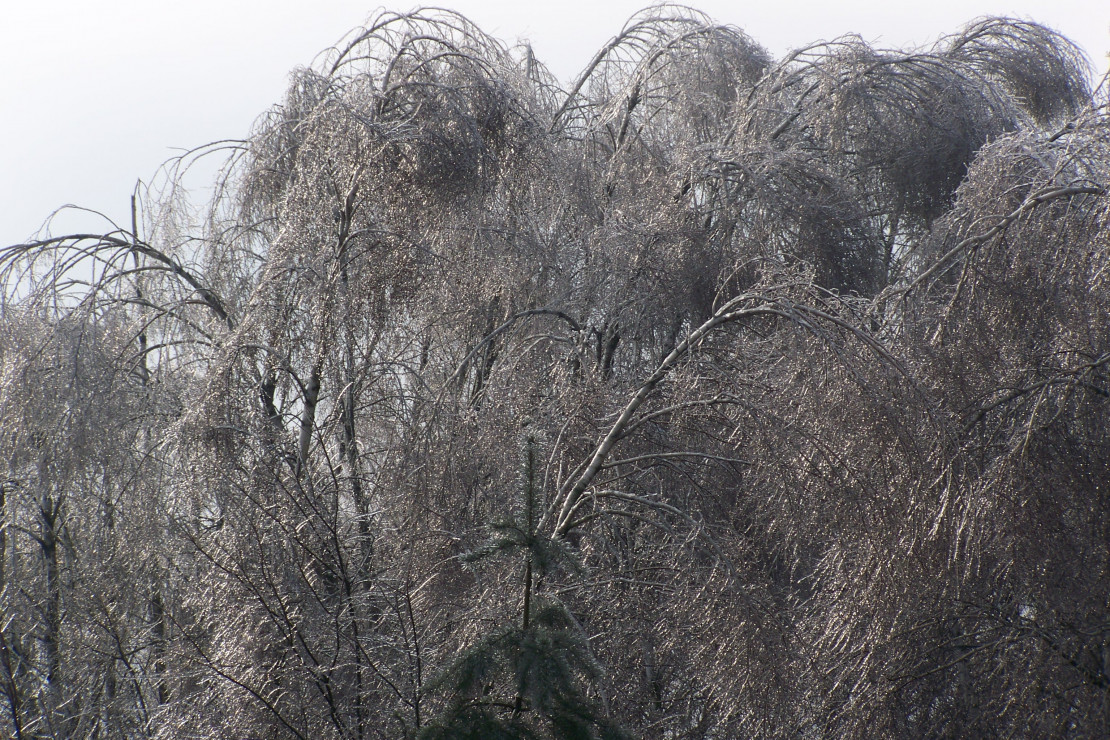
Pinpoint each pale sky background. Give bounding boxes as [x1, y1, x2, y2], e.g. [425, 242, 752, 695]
[2, 1, 1108, 248]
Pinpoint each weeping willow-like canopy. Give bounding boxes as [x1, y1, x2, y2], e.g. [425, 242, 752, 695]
[1, 6, 1107, 739]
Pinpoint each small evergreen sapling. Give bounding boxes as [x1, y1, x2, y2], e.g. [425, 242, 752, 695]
[419, 435, 628, 740]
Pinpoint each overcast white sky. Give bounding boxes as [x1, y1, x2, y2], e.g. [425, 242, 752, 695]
[2, 1, 1107, 247]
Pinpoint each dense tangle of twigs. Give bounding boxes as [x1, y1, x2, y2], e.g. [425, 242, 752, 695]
[1, 6, 1108, 738]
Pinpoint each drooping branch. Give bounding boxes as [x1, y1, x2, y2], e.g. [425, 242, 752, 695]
[1, 233, 233, 328]
[550, 291, 781, 536]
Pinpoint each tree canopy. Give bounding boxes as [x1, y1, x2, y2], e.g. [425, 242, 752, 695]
[2, 6, 1108, 738]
